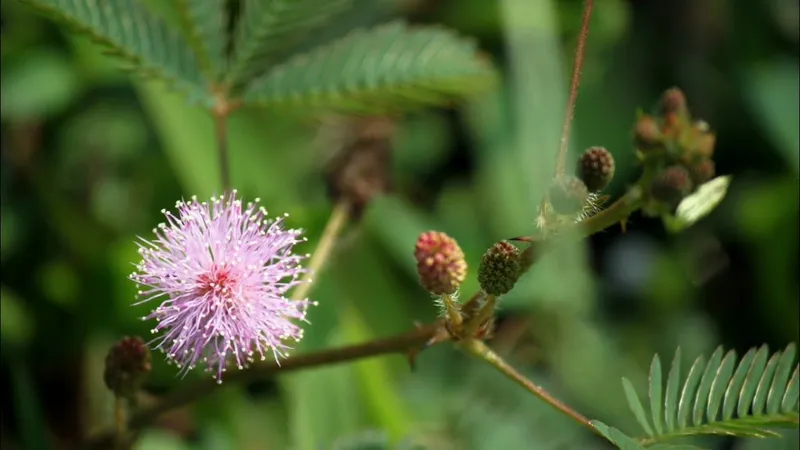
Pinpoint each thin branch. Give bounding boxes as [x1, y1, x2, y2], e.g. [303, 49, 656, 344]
[461, 339, 600, 436]
[113, 397, 126, 450]
[291, 200, 351, 302]
[554, 0, 595, 177]
[81, 324, 444, 450]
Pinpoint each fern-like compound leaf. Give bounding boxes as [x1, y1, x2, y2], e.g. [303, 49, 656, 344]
[175, 0, 228, 80]
[227, 0, 355, 88]
[20, 0, 208, 102]
[622, 344, 799, 446]
[242, 21, 498, 114]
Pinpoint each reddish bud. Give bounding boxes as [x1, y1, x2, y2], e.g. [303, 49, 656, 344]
[633, 115, 663, 151]
[660, 87, 687, 116]
[478, 241, 522, 296]
[576, 146, 615, 192]
[689, 158, 716, 184]
[414, 231, 467, 295]
[104, 336, 151, 399]
[650, 165, 693, 209]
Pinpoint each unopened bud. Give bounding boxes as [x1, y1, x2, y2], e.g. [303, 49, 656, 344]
[689, 158, 716, 185]
[660, 87, 687, 116]
[633, 115, 662, 151]
[478, 241, 521, 296]
[548, 175, 589, 216]
[650, 165, 693, 210]
[576, 146, 615, 192]
[104, 336, 151, 399]
[414, 231, 467, 295]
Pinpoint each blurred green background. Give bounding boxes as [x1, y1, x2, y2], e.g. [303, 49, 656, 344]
[1, 0, 798, 449]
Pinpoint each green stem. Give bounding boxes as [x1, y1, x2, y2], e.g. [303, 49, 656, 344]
[461, 339, 600, 437]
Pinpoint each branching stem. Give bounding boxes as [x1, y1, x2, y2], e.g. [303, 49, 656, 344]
[461, 339, 600, 436]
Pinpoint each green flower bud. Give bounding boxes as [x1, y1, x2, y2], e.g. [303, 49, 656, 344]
[478, 241, 521, 296]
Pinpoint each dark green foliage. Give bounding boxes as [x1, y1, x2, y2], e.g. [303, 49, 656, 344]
[20, 0, 208, 100]
[242, 21, 497, 114]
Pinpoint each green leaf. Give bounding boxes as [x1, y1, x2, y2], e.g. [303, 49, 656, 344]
[590, 420, 646, 450]
[623, 378, 654, 436]
[663, 176, 732, 233]
[650, 354, 664, 434]
[677, 355, 705, 428]
[175, 0, 228, 79]
[228, 0, 355, 87]
[242, 21, 498, 114]
[617, 345, 800, 446]
[664, 348, 682, 431]
[20, 0, 207, 102]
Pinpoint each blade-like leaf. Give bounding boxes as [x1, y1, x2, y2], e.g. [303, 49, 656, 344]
[753, 352, 781, 414]
[175, 0, 228, 79]
[693, 347, 724, 425]
[664, 348, 682, 431]
[767, 344, 797, 414]
[739, 345, 770, 417]
[590, 421, 646, 450]
[650, 354, 664, 435]
[623, 378, 654, 437]
[227, 0, 355, 87]
[706, 350, 737, 422]
[242, 21, 498, 114]
[781, 367, 799, 412]
[677, 355, 705, 428]
[20, 0, 207, 101]
[723, 347, 757, 420]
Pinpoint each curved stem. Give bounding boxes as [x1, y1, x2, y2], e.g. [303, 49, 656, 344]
[212, 108, 230, 192]
[555, 0, 595, 176]
[461, 339, 600, 436]
[81, 324, 442, 450]
[291, 200, 350, 302]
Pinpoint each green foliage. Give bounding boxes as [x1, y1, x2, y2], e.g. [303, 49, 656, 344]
[242, 21, 497, 114]
[227, 0, 355, 89]
[174, 0, 228, 79]
[601, 344, 800, 449]
[19, 0, 208, 101]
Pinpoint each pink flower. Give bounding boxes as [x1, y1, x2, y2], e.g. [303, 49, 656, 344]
[130, 191, 314, 383]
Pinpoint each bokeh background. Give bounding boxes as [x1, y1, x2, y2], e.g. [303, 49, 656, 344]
[1, 0, 798, 449]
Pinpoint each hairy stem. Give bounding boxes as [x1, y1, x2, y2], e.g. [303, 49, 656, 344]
[555, 0, 595, 176]
[291, 201, 350, 302]
[81, 324, 442, 450]
[461, 339, 599, 436]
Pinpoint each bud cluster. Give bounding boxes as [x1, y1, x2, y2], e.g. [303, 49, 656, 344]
[633, 87, 718, 213]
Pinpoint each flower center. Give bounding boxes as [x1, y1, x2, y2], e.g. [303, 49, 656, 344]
[197, 265, 236, 297]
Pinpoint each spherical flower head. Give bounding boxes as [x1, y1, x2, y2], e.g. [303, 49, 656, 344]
[576, 146, 615, 192]
[104, 336, 152, 398]
[414, 231, 467, 295]
[478, 241, 521, 296]
[130, 191, 313, 383]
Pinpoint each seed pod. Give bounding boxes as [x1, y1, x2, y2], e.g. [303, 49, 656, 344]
[576, 146, 615, 192]
[650, 165, 693, 210]
[478, 241, 522, 296]
[548, 175, 589, 216]
[104, 336, 152, 399]
[414, 231, 467, 295]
